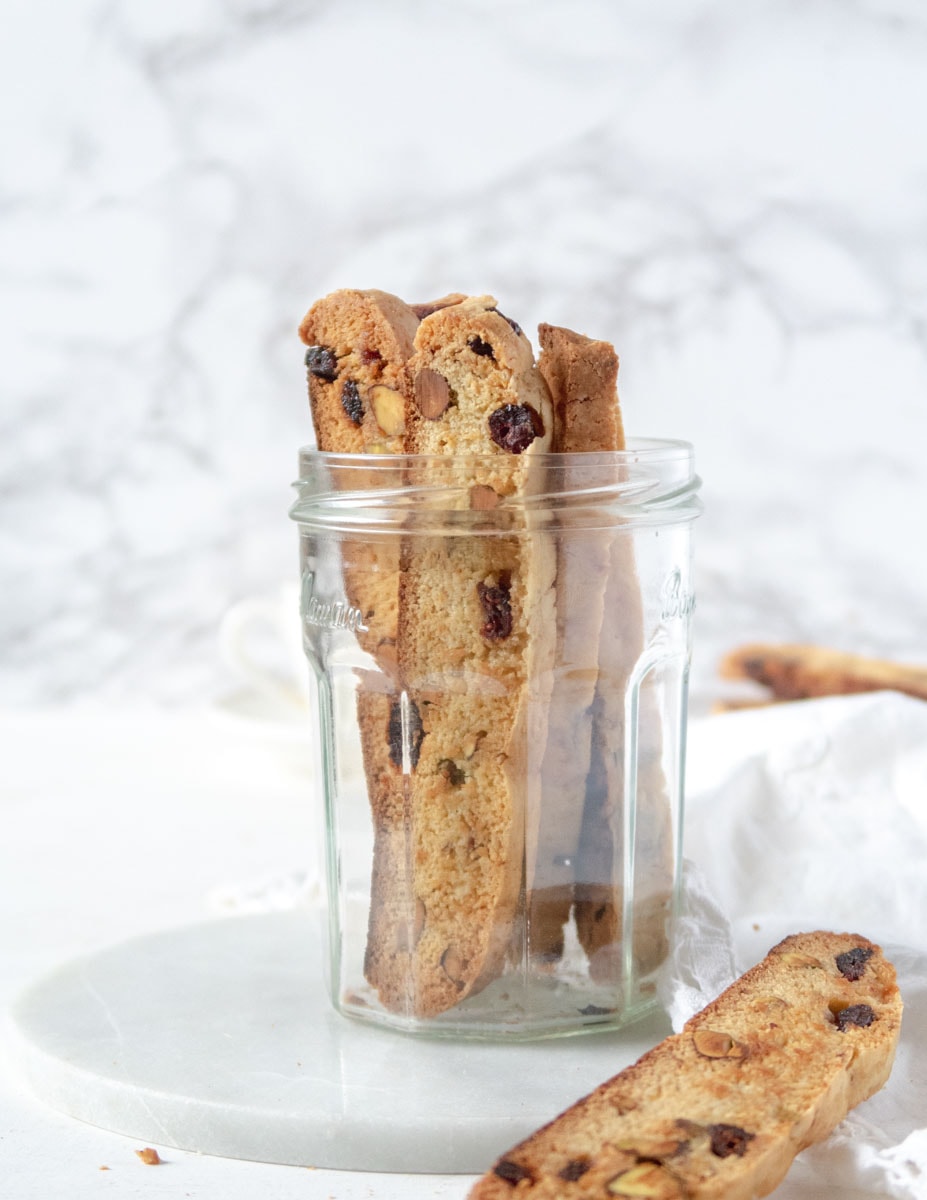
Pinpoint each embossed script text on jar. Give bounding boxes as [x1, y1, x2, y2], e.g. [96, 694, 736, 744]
[300, 571, 370, 633]
[660, 567, 696, 621]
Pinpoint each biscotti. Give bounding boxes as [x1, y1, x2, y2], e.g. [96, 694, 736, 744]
[529, 324, 625, 964]
[367, 296, 557, 1016]
[297, 288, 688, 1027]
[470, 931, 902, 1200]
[299, 287, 420, 457]
[720, 642, 927, 704]
[298, 287, 420, 667]
[535, 324, 673, 983]
[301, 289, 559, 1017]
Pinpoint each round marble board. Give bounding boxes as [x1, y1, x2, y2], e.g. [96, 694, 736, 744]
[7, 912, 668, 1173]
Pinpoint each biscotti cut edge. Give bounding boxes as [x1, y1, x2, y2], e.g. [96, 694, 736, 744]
[469, 931, 902, 1200]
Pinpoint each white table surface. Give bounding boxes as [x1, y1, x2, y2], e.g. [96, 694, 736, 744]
[5, 694, 926, 1199]
[0, 706, 474, 1200]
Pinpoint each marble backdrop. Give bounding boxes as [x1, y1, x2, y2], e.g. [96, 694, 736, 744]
[3, 0, 926, 712]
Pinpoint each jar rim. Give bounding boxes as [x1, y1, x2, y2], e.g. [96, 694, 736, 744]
[295, 435, 695, 471]
[290, 436, 701, 532]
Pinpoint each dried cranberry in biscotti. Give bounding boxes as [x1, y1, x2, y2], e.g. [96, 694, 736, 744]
[557, 1159, 591, 1182]
[477, 575, 513, 641]
[493, 1160, 533, 1185]
[341, 379, 363, 425]
[708, 1124, 755, 1158]
[835, 947, 874, 981]
[305, 344, 338, 381]
[836, 1003, 876, 1031]
[488, 403, 544, 454]
[468, 335, 495, 359]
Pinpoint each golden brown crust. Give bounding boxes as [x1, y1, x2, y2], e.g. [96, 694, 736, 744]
[537, 323, 624, 452]
[720, 642, 927, 703]
[469, 932, 902, 1200]
[409, 292, 469, 320]
[299, 287, 420, 454]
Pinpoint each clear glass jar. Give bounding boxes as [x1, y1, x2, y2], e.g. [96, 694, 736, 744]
[290, 439, 701, 1039]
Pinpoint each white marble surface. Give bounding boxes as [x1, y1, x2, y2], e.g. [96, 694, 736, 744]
[4, 2, 927, 1196]
[8, 910, 671, 1173]
[4, 0, 927, 713]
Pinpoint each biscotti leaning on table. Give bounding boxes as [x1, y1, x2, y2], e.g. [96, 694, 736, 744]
[470, 931, 902, 1200]
[297, 289, 663, 1017]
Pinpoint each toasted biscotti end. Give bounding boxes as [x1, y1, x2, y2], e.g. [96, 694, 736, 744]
[407, 296, 553, 470]
[469, 931, 902, 1200]
[298, 288, 420, 453]
[409, 292, 469, 320]
[719, 642, 927, 704]
[537, 322, 625, 453]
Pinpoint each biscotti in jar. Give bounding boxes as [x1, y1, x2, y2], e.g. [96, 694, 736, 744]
[290, 291, 702, 1039]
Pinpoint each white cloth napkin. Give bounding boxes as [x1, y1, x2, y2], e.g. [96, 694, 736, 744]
[661, 690, 927, 1199]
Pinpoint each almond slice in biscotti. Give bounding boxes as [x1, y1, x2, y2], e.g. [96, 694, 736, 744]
[531, 323, 626, 966]
[470, 931, 903, 1200]
[363, 296, 557, 1018]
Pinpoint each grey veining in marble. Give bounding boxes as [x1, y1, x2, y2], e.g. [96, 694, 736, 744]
[3, 0, 927, 710]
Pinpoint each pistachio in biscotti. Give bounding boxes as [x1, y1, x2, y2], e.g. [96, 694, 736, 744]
[440, 947, 465, 986]
[606, 1162, 685, 1198]
[368, 384, 405, 436]
[836, 946, 874, 981]
[779, 951, 824, 969]
[414, 369, 451, 419]
[461, 729, 487, 759]
[692, 1029, 747, 1059]
[615, 1134, 688, 1159]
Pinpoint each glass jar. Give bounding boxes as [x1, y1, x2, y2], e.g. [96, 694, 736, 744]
[289, 439, 701, 1039]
